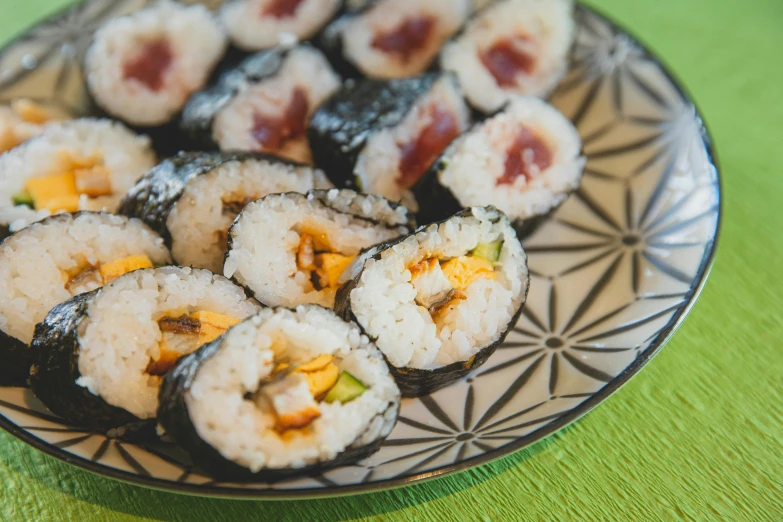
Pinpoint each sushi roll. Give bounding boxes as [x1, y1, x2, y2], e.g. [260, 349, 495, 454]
[29, 267, 260, 430]
[441, 0, 576, 113]
[335, 206, 528, 396]
[0, 212, 171, 386]
[308, 73, 470, 210]
[0, 118, 156, 234]
[0, 99, 69, 154]
[321, 0, 470, 78]
[158, 305, 400, 481]
[181, 44, 340, 164]
[84, 0, 227, 127]
[119, 151, 332, 273]
[224, 189, 414, 308]
[413, 96, 585, 237]
[219, 0, 342, 51]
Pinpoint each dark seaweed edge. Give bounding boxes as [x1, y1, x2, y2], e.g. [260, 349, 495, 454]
[28, 292, 142, 430]
[307, 72, 443, 189]
[0, 4, 722, 500]
[334, 207, 530, 397]
[158, 306, 400, 482]
[306, 188, 417, 231]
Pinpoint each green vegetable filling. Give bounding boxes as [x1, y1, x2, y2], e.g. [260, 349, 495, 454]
[324, 371, 367, 404]
[11, 189, 33, 208]
[470, 241, 504, 262]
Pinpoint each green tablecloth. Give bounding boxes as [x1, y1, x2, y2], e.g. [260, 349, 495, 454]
[1, 1, 781, 520]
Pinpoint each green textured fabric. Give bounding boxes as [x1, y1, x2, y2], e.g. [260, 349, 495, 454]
[1, 0, 782, 520]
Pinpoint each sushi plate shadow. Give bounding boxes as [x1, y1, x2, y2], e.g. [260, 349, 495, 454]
[0, 0, 720, 499]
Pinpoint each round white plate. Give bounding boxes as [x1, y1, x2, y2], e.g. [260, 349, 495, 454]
[0, 0, 720, 498]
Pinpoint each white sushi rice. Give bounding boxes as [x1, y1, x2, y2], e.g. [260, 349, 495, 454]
[441, 0, 575, 113]
[212, 46, 340, 164]
[342, 0, 471, 78]
[167, 158, 331, 272]
[85, 0, 227, 126]
[224, 191, 408, 308]
[350, 207, 528, 369]
[0, 212, 171, 345]
[438, 96, 585, 221]
[185, 305, 399, 472]
[220, 0, 341, 51]
[355, 74, 470, 211]
[0, 118, 156, 231]
[75, 267, 260, 419]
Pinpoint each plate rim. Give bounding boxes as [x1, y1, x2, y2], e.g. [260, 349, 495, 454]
[0, 2, 722, 499]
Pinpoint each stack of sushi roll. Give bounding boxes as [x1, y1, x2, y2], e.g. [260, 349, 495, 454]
[0, 0, 591, 482]
[220, 0, 342, 51]
[119, 151, 332, 272]
[0, 119, 156, 234]
[181, 44, 341, 163]
[29, 267, 260, 430]
[159, 305, 400, 480]
[84, 0, 227, 128]
[322, 0, 471, 78]
[224, 189, 415, 308]
[336, 206, 529, 396]
[308, 72, 470, 210]
[0, 212, 171, 385]
[441, 0, 575, 113]
[414, 96, 585, 237]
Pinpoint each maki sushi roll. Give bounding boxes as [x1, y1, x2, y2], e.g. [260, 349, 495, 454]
[0, 212, 171, 386]
[413, 96, 585, 237]
[308, 73, 470, 210]
[158, 305, 401, 481]
[85, 0, 227, 127]
[29, 267, 260, 430]
[224, 189, 414, 308]
[0, 99, 68, 154]
[219, 0, 342, 51]
[119, 152, 331, 273]
[322, 0, 470, 78]
[441, 0, 576, 113]
[181, 44, 341, 164]
[335, 206, 528, 396]
[0, 119, 156, 234]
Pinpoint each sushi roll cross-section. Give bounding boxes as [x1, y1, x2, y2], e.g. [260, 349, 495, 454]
[325, 0, 471, 78]
[441, 0, 576, 113]
[181, 45, 340, 164]
[29, 267, 260, 430]
[158, 305, 401, 481]
[220, 0, 342, 51]
[0, 119, 156, 234]
[120, 151, 331, 273]
[85, 0, 227, 127]
[335, 206, 529, 396]
[414, 96, 585, 237]
[224, 189, 415, 309]
[308, 73, 470, 211]
[0, 212, 171, 386]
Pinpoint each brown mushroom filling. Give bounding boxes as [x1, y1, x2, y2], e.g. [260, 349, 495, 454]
[295, 231, 354, 291]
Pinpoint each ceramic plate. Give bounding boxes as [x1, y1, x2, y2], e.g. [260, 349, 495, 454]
[0, 0, 720, 498]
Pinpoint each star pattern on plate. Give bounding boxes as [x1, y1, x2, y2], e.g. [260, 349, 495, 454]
[0, 3, 720, 496]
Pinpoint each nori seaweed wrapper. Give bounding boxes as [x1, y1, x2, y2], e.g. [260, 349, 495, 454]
[158, 318, 399, 482]
[179, 45, 299, 150]
[118, 150, 307, 249]
[28, 292, 142, 431]
[308, 73, 442, 189]
[315, 0, 376, 79]
[0, 331, 32, 387]
[334, 208, 530, 397]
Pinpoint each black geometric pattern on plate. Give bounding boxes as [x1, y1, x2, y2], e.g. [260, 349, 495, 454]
[0, 2, 720, 497]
